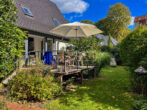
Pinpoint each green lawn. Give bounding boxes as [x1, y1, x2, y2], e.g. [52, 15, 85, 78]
[43, 66, 134, 110]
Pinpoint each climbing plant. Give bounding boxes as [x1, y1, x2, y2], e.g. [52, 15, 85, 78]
[0, 0, 27, 80]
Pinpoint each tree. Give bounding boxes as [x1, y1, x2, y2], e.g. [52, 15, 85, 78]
[95, 18, 110, 35]
[70, 37, 100, 52]
[107, 3, 131, 41]
[0, 0, 26, 79]
[81, 20, 94, 24]
[96, 3, 131, 41]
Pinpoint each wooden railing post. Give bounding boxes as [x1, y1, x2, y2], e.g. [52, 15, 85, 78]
[25, 38, 28, 67]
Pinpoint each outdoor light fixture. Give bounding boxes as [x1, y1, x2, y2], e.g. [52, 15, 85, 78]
[134, 66, 147, 74]
[134, 66, 147, 94]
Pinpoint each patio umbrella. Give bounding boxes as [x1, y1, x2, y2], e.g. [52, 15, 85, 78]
[49, 22, 102, 38]
[49, 22, 102, 69]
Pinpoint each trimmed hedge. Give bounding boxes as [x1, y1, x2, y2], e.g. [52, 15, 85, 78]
[119, 29, 147, 96]
[120, 29, 147, 68]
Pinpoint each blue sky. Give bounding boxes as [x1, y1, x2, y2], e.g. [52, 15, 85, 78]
[51, 0, 147, 28]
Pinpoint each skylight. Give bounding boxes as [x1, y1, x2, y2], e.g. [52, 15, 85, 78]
[22, 6, 33, 16]
[53, 18, 60, 26]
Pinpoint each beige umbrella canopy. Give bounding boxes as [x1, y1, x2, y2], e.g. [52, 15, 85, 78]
[49, 22, 102, 38]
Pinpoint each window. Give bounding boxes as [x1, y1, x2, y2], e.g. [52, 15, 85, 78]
[22, 6, 33, 16]
[138, 18, 142, 21]
[28, 37, 34, 52]
[53, 18, 60, 26]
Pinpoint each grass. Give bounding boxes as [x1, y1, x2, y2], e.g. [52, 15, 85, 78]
[42, 66, 134, 110]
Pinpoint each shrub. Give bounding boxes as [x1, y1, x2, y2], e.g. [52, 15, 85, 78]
[96, 52, 112, 68]
[100, 46, 111, 53]
[7, 67, 62, 101]
[100, 45, 122, 65]
[139, 57, 147, 69]
[132, 95, 147, 110]
[0, 99, 9, 110]
[0, 100, 5, 110]
[120, 29, 147, 96]
[119, 29, 147, 68]
[87, 50, 111, 69]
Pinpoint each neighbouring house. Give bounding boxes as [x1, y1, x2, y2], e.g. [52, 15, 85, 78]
[13, 0, 68, 65]
[134, 15, 147, 26]
[96, 34, 118, 46]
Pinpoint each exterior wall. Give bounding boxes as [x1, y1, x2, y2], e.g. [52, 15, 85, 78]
[27, 34, 69, 57]
[52, 40, 69, 51]
[34, 37, 43, 52]
[135, 20, 147, 25]
[59, 41, 68, 50]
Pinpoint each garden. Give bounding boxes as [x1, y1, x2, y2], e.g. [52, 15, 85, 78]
[0, 0, 147, 110]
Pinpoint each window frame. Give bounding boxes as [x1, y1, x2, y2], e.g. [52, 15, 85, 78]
[21, 5, 33, 17]
[53, 18, 60, 26]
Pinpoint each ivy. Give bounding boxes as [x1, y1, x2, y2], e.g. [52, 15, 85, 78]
[0, 0, 27, 80]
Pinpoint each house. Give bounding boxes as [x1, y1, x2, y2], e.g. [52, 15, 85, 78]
[96, 34, 118, 46]
[13, 0, 68, 65]
[134, 15, 147, 26]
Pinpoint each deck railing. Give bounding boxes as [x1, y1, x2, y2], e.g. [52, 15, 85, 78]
[25, 50, 92, 73]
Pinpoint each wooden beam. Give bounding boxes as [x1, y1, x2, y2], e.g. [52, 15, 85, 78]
[45, 37, 48, 52]
[59, 75, 63, 85]
[25, 39, 28, 67]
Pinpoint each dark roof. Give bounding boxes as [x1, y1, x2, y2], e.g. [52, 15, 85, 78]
[14, 0, 68, 35]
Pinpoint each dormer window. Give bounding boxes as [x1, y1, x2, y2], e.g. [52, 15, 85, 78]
[22, 6, 33, 16]
[53, 18, 60, 26]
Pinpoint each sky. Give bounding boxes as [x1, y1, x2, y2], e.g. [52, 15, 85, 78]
[51, 0, 147, 29]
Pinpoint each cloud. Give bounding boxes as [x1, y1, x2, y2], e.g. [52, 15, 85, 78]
[130, 16, 135, 26]
[50, 0, 89, 13]
[68, 14, 83, 21]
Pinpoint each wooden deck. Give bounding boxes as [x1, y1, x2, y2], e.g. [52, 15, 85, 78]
[2, 66, 96, 85]
[51, 66, 96, 84]
[52, 66, 95, 74]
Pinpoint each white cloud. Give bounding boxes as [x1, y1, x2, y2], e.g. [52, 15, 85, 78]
[74, 14, 83, 18]
[50, 0, 89, 13]
[68, 14, 83, 21]
[130, 16, 135, 26]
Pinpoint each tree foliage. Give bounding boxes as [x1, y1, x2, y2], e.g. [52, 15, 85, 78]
[119, 29, 147, 68]
[70, 37, 100, 52]
[95, 18, 110, 35]
[0, 0, 26, 79]
[96, 3, 131, 41]
[81, 20, 94, 24]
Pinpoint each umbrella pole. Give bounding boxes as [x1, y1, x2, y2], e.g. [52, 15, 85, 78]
[75, 27, 78, 70]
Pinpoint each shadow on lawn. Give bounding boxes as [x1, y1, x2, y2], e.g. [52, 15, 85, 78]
[59, 66, 134, 110]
